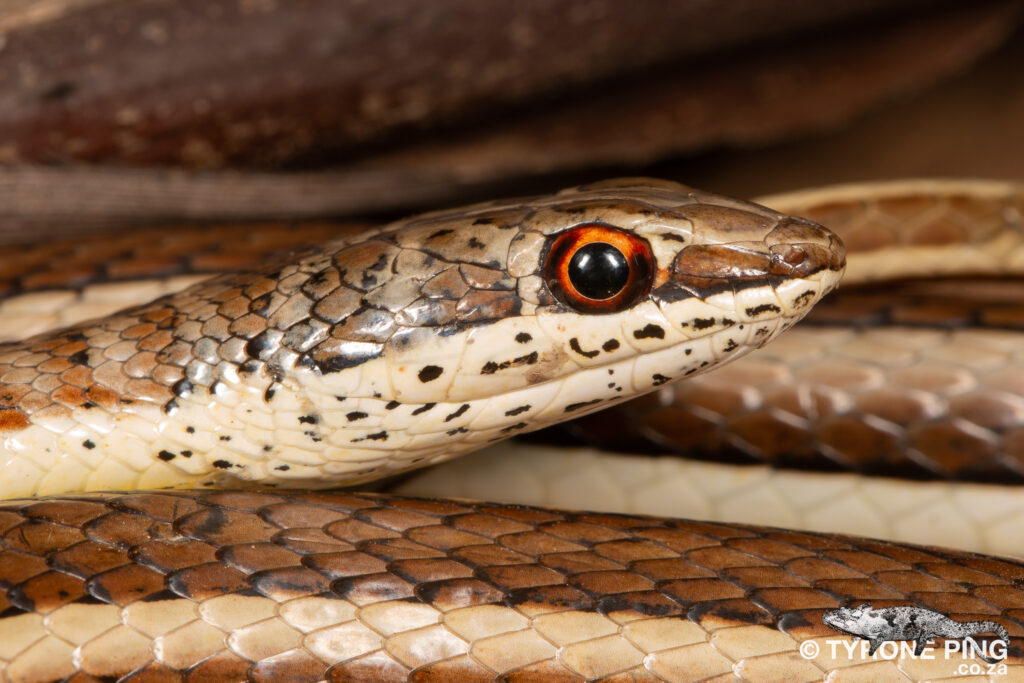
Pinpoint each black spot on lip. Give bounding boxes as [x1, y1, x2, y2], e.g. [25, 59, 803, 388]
[429, 229, 455, 238]
[352, 431, 388, 443]
[447, 427, 469, 435]
[633, 324, 665, 340]
[501, 422, 528, 433]
[186, 426, 196, 434]
[480, 352, 539, 375]
[418, 365, 444, 383]
[564, 398, 603, 413]
[514, 332, 532, 344]
[158, 450, 176, 461]
[346, 411, 369, 422]
[472, 217, 493, 225]
[298, 414, 319, 425]
[82, 440, 96, 450]
[275, 465, 290, 471]
[692, 317, 715, 331]
[505, 405, 531, 417]
[794, 289, 816, 307]
[385, 400, 401, 410]
[745, 303, 781, 316]
[445, 404, 471, 422]
[219, 435, 232, 441]
[602, 339, 620, 352]
[412, 403, 436, 416]
[723, 339, 738, 352]
[213, 459, 233, 469]
[652, 374, 670, 386]
[569, 337, 599, 359]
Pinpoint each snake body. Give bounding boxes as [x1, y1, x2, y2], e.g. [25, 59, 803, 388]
[0, 179, 1021, 681]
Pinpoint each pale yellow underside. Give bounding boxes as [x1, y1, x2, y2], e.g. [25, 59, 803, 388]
[0, 595, 1011, 682]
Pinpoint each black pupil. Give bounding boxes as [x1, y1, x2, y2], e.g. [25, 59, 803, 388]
[568, 242, 629, 300]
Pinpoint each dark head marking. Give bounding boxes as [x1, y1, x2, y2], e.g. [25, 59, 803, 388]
[633, 324, 665, 340]
[418, 366, 444, 383]
[569, 338, 600, 359]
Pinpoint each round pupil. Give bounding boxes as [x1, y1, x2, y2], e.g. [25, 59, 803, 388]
[567, 242, 629, 300]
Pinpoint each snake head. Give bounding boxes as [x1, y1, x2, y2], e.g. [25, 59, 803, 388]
[284, 177, 845, 483]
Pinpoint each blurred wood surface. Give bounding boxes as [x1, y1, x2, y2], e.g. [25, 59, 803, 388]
[0, 0, 1019, 242]
[0, 0, 941, 167]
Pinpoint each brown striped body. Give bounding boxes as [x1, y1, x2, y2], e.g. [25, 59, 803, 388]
[0, 491, 1019, 681]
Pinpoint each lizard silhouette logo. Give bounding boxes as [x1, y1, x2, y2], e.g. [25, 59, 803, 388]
[822, 604, 1009, 664]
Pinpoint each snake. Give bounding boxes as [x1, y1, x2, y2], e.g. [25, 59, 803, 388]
[0, 177, 1020, 681]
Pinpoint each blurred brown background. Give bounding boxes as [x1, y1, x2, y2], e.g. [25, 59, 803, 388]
[0, 0, 1020, 235]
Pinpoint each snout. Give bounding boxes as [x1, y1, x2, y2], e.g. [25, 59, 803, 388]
[766, 218, 846, 278]
[668, 217, 845, 295]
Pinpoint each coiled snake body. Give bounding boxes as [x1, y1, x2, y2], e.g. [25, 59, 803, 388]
[0, 179, 1019, 681]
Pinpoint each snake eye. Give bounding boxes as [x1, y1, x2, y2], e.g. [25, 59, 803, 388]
[543, 224, 655, 313]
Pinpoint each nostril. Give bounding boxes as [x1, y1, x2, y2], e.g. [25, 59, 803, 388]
[780, 246, 806, 267]
[769, 243, 831, 277]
